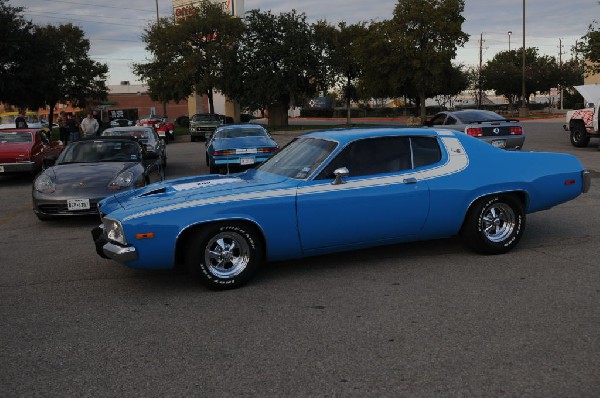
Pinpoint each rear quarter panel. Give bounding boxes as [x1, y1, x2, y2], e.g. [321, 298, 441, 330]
[419, 135, 585, 239]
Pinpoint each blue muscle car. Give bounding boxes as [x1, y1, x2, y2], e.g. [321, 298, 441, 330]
[92, 128, 591, 289]
[205, 124, 278, 174]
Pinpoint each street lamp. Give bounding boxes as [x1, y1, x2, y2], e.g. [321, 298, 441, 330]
[519, 0, 528, 117]
[508, 31, 512, 51]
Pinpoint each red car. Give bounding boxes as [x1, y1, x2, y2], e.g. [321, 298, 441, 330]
[0, 129, 64, 176]
[137, 115, 175, 144]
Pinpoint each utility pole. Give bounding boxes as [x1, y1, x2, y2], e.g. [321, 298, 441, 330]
[478, 33, 483, 109]
[559, 38, 564, 110]
[519, 0, 528, 117]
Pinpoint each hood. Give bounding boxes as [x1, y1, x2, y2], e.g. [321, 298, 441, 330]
[99, 169, 293, 217]
[212, 136, 276, 150]
[50, 162, 134, 190]
[573, 84, 600, 106]
[0, 143, 31, 162]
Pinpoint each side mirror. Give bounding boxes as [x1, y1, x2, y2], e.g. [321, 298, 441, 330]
[423, 120, 433, 127]
[332, 167, 349, 185]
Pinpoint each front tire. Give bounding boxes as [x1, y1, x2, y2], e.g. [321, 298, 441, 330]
[186, 223, 263, 289]
[461, 194, 525, 255]
[570, 122, 589, 147]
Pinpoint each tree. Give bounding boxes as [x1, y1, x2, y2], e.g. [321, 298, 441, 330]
[576, 21, 600, 76]
[0, 0, 36, 107]
[134, 1, 244, 115]
[481, 48, 581, 107]
[237, 9, 319, 128]
[386, 0, 469, 121]
[313, 21, 367, 124]
[0, 1, 107, 126]
[32, 24, 108, 128]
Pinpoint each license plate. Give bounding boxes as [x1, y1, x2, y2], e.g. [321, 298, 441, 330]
[492, 139, 506, 148]
[240, 157, 255, 165]
[67, 199, 90, 211]
[0, 165, 4, 173]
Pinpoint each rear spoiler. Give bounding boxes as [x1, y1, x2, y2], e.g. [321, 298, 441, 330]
[468, 119, 520, 124]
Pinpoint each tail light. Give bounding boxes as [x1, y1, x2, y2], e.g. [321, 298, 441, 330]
[466, 127, 483, 137]
[257, 147, 278, 153]
[213, 150, 235, 156]
[509, 126, 523, 135]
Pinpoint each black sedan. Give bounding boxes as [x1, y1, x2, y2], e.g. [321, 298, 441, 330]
[32, 137, 164, 220]
[425, 110, 525, 149]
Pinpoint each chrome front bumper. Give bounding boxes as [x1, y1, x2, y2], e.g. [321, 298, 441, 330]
[0, 161, 34, 173]
[91, 225, 138, 263]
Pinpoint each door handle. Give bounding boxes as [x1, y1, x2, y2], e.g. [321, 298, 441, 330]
[403, 177, 417, 184]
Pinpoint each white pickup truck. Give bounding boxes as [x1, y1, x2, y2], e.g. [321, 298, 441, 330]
[564, 84, 600, 147]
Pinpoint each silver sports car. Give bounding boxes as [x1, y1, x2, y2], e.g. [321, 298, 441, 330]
[32, 137, 164, 220]
[425, 110, 525, 149]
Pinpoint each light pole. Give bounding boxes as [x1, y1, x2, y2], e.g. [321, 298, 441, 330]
[508, 31, 512, 51]
[519, 0, 528, 117]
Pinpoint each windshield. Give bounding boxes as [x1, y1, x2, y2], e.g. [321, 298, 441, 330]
[0, 131, 33, 143]
[102, 129, 154, 143]
[1, 114, 39, 124]
[58, 140, 140, 164]
[257, 137, 337, 179]
[192, 114, 221, 122]
[214, 127, 267, 139]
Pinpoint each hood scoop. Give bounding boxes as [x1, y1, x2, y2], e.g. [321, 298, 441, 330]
[139, 187, 167, 197]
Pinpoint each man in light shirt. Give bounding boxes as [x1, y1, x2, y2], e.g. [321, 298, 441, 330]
[80, 112, 99, 138]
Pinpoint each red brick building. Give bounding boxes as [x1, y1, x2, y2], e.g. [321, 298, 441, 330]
[102, 82, 199, 123]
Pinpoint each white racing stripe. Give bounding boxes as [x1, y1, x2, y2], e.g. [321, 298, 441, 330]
[123, 134, 468, 221]
[171, 178, 242, 192]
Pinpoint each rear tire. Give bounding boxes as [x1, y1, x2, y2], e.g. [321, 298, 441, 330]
[461, 194, 525, 255]
[209, 160, 219, 174]
[186, 222, 263, 289]
[570, 122, 589, 147]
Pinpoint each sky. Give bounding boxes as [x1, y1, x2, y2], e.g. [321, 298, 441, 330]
[11, 0, 600, 85]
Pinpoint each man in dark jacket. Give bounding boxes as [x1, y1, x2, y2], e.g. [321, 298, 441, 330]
[15, 113, 28, 128]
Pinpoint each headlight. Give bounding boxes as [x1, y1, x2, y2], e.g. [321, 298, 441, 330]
[108, 171, 134, 190]
[34, 174, 55, 193]
[104, 218, 127, 245]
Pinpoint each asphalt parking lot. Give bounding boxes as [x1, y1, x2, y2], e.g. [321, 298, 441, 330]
[1, 120, 599, 397]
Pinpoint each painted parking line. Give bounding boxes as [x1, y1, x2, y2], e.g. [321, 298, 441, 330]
[0, 204, 32, 226]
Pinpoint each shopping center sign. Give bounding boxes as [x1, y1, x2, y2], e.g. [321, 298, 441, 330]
[173, 0, 243, 21]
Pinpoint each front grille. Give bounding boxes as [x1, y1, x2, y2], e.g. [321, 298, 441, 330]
[38, 202, 99, 215]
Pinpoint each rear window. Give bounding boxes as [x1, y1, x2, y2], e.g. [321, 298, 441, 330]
[0, 131, 33, 143]
[456, 111, 505, 123]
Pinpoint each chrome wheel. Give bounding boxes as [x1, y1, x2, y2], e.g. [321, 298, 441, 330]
[481, 202, 516, 243]
[204, 231, 250, 279]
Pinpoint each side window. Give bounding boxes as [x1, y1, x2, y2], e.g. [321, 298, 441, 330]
[411, 137, 442, 168]
[445, 116, 457, 125]
[317, 137, 412, 179]
[430, 114, 447, 125]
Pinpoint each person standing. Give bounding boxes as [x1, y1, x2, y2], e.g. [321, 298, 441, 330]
[15, 112, 28, 128]
[80, 112, 99, 138]
[67, 114, 80, 142]
[58, 111, 69, 144]
[92, 110, 103, 136]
